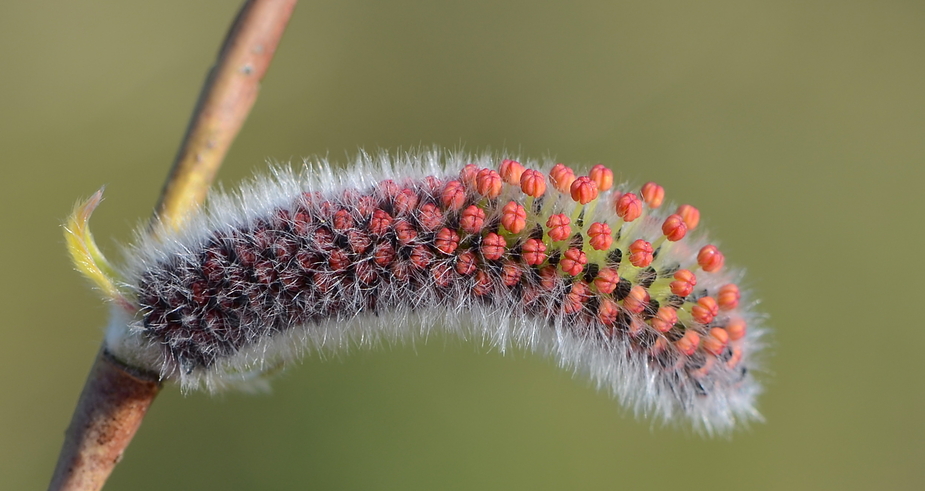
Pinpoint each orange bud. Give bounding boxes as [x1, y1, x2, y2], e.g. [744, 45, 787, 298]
[589, 164, 614, 191]
[703, 327, 730, 356]
[587, 222, 613, 250]
[459, 205, 486, 234]
[692, 296, 719, 324]
[697, 245, 725, 272]
[570, 176, 598, 204]
[500, 201, 527, 234]
[499, 159, 525, 184]
[675, 330, 701, 356]
[661, 214, 687, 241]
[717, 284, 741, 310]
[475, 168, 503, 199]
[616, 192, 643, 222]
[521, 238, 547, 265]
[640, 182, 665, 208]
[560, 248, 588, 276]
[677, 204, 700, 230]
[546, 214, 572, 242]
[670, 269, 697, 296]
[628, 239, 654, 267]
[520, 169, 546, 197]
[593, 267, 619, 294]
[725, 317, 747, 341]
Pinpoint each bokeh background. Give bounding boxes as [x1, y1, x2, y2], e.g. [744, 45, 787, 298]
[3, 1, 923, 489]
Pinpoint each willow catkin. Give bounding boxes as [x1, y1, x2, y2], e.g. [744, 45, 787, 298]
[85, 149, 765, 435]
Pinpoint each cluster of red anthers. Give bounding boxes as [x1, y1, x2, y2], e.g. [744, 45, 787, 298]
[135, 159, 750, 392]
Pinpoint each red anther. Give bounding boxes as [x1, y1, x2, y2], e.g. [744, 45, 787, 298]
[677, 204, 700, 230]
[481, 233, 507, 261]
[318, 201, 339, 220]
[377, 179, 401, 199]
[416, 203, 444, 231]
[563, 281, 590, 314]
[356, 195, 377, 217]
[355, 261, 378, 285]
[501, 260, 523, 286]
[328, 249, 350, 272]
[589, 164, 614, 191]
[254, 258, 277, 287]
[430, 262, 453, 288]
[697, 245, 725, 272]
[432, 262, 453, 288]
[292, 209, 312, 236]
[725, 317, 747, 341]
[623, 285, 650, 314]
[190, 280, 209, 306]
[473, 270, 493, 296]
[295, 250, 319, 271]
[394, 220, 418, 245]
[500, 201, 527, 234]
[521, 238, 547, 265]
[409, 245, 434, 269]
[560, 248, 587, 276]
[692, 296, 719, 324]
[311, 227, 336, 251]
[627, 317, 646, 336]
[520, 169, 547, 198]
[459, 205, 486, 234]
[369, 209, 394, 236]
[587, 222, 613, 250]
[347, 229, 371, 254]
[546, 214, 572, 242]
[549, 163, 576, 193]
[670, 269, 697, 297]
[333, 209, 354, 231]
[373, 242, 396, 267]
[640, 182, 665, 208]
[393, 188, 420, 216]
[593, 267, 619, 294]
[313, 272, 337, 293]
[691, 357, 715, 378]
[703, 327, 730, 356]
[570, 176, 599, 204]
[422, 175, 443, 193]
[675, 330, 701, 356]
[455, 251, 478, 275]
[661, 214, 687, 241]
[538, 265, 559, 291]
[435, 228, 461, 254]
[615, 192, 643, 222]
[499, 159, 525, 184]
[726, 346, 743, 368]
[272, 236, 297, 262]
[717, 283, 741, 310]
[628, 239, 654, 267]
[651, 306, 679, 333]
[391, 261, 412, 282]
[299, 191, 321, 208]
[476, 168, 503, 199]
[597, 298, 619, 326]
[460, 164, 480, 187]
[650, 337, 668, 356]
[441, 180, 467, 211]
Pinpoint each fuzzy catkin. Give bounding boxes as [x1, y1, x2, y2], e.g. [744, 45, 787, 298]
[104, 149, 765, 435]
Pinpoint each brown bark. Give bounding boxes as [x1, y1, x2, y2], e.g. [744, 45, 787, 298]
[48, 351, 161, 491]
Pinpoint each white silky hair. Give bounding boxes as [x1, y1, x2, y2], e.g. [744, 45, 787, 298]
[105, 148, 767, 436]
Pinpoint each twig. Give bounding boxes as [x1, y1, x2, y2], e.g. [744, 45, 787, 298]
[156, 0, 297, 231]
[49, 2, 297, 490]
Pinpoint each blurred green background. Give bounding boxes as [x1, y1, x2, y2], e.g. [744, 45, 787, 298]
[2, 1, 923, 489]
